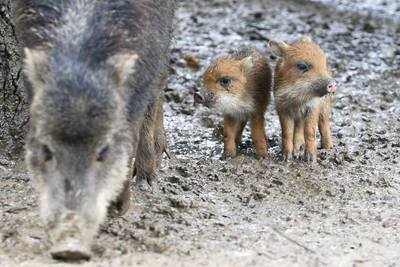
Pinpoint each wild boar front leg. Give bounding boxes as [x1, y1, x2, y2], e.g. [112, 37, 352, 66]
[153, 94, 166, 167]
[108, 179, 131, 217]
[134, 97, 161, 188]
[108, 148, 137, 216]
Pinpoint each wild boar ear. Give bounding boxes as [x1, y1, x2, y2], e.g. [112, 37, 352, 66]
[240, 56, 253, 74]
[108, 53, 139, 86]
[24, 48, 48, 88]
[301, 35, 312, 42]
[269, 40, 288, 58]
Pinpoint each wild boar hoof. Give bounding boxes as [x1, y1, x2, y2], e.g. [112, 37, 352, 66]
[135, 175, 155, 191]
[108, 198, 130, 218]
[108, 181, 131, 217]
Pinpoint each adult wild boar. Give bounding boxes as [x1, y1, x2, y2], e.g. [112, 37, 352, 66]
[14, 0, 175, 260]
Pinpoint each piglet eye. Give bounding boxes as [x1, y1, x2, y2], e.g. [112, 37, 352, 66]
[42, 145, 53, 162]
[218, 77, 231, 88]
[97, 145, 110, 162]
[296, 63, 309, 72]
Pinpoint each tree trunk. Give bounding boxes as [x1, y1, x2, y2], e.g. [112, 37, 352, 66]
[0, 0, 28, 156]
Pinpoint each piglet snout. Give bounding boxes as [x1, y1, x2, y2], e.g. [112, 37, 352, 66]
[327, 80, 337, 93]
[194, 91, 216, 107]
[194, 92, 206, 104]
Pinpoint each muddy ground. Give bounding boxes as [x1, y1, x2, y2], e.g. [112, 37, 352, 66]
[1, 0, 400, 266]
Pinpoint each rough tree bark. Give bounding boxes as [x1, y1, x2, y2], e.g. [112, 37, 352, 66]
[0, 0, 28, 157]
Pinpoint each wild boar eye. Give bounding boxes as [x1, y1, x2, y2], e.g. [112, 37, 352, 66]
[42, 145, 53, 162]
[218, 77, 231, 88]
[296, 63, 309, 72]
[97, 145, 110, 162]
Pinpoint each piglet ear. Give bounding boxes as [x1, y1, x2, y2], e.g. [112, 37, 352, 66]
[269, 40, 289, 58]
[301, 35, 313, 42]
[24, 48, 48, 88]
[240, 56, 253, 74]
[108, 53, 139, 86]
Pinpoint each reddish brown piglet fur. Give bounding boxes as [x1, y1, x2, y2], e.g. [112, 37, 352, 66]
[196, 48, 272, 159]
[270, 36, 336, 162]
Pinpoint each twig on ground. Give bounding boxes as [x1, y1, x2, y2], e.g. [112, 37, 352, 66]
[4, 206, 28, 213]
[270, 226, 316, 254]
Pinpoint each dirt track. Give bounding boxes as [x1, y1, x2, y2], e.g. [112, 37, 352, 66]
[1, 0, 400, 266]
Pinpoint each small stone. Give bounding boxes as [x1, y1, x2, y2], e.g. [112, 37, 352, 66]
[380, 44, 396, 58]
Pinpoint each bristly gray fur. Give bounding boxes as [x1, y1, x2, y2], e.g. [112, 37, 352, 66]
[14, 0, 175, 65]
[14, 0, 175, 140]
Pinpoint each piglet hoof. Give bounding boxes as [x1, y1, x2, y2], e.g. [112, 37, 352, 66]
[293, 149, 303, 159]
[50, 238, 91, 261]
[255, 149, 267, 160]
[235, 140, 243, 148]
[321, 142, 333, 150]
[282, 152, 293, 162]
[221, 150, 237, 160]
[304, 151, 317, 163]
